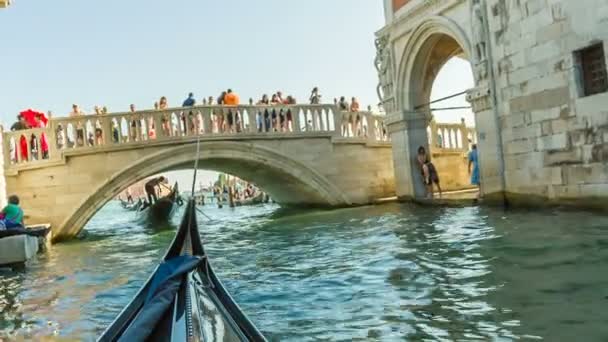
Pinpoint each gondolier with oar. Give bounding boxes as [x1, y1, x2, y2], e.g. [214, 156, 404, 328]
[144, 176, 166, 204]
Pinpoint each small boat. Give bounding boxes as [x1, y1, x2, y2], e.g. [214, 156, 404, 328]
[98, 200, 266, 341]
[0, 224, 51, 270]
[120, 198, 143, 211]
[137, 182, 181, 224]
[234, 192, 264, 207]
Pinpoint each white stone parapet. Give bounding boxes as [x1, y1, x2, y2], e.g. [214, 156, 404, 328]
[3, 104, 390, 172]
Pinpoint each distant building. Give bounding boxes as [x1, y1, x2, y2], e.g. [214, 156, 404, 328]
[0, 0, 11, 8]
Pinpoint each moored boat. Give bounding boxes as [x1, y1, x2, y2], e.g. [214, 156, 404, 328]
[137, 182, 181, 224]
[0, 224, 51, 270]
[120, 198, 143, 211]
[98, 200, 266, 341]
[234, 192, 265, 207]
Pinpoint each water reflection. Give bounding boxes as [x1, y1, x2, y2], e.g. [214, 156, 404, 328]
[1, 202, 608, 340]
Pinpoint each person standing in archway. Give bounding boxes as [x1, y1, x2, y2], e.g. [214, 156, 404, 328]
[468, 144, 481, 201]
[417, 146, 442, 199]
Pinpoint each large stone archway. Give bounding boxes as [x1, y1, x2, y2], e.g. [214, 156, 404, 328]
[386, 16, 480, 199]
[58, 141, 350, 239]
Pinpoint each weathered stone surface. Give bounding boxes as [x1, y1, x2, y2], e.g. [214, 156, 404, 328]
[538, 132, 569, 152]
[564, 164, 608, 184]
[544, 148, 582, 166]
[509, 87, 570, 113]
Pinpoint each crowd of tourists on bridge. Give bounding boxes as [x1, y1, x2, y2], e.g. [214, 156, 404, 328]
[7, 87, 387, 164]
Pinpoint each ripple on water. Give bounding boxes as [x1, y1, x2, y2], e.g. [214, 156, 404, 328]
[2, 202, 608, 340]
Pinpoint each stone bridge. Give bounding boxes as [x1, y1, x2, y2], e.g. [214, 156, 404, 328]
[3, 104, 395, 240]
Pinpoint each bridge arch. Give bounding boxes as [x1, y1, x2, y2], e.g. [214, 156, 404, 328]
[59, 141, 350, 239]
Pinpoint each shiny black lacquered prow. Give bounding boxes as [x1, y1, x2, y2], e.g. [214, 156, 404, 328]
[165, 199, 197, 258]
[97, 199, 195, 342]
[187, 200, 267, 341]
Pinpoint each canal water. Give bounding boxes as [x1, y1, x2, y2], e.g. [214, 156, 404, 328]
[1, 201, 607, 341]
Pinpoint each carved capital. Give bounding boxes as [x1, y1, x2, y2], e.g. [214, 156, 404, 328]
[385, 110, 432, 133]
[466, 86, 492, 112]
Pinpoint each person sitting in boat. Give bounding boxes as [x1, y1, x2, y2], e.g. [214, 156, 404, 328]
[145, 176, 167, 204]
[0, 195, 25, 229]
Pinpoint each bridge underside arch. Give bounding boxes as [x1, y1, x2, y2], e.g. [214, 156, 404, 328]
[59, 141, 349, 240]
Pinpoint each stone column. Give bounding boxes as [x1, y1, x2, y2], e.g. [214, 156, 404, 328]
[466, 86, 503, 196]
[387, 111, 430, 200]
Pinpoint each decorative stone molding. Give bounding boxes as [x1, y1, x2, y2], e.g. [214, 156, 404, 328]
[375, 34, 396, 113]
[471, 0, 487, 63]
[466, 86, 492, 112]
[385, 110, 432, 133]
[390, 0, 462, 29]
[473, 60, 489, 82]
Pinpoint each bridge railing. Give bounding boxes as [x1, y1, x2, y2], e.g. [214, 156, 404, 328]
[427, 118, 476, 152]
[3, 104, 389, 170]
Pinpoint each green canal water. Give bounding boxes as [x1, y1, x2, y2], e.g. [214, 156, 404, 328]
[1, 201, 607, 341]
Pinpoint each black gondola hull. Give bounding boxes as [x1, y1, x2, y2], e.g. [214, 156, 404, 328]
[98, 200, 266, 342]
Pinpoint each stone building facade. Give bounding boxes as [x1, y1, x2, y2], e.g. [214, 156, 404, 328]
[379, 0, 608, 209]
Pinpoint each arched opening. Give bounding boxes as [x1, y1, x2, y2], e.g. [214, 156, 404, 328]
[426, 54, 478, 193]
[55, 142, 349, 240]
[399, 27, 479, 199]
[85, 169, 275, 234]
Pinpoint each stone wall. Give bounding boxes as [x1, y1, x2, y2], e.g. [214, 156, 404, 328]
[486, 0, 608, 208]
[432, 150, 473, 192]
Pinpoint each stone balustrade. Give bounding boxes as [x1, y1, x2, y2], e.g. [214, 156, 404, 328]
[427, 119, 477, 152]
[3, 104, 389, 170]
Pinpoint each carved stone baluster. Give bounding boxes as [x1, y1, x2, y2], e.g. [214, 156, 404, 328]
[199, 108, 209, 135]
[330, 106, 340, 136]
[291, 106, 300, 133]
[245, 108, 253, 134]
[24, 133, 31, 161]
[367, 114, 377, 141]
[46, 122, 58, 159]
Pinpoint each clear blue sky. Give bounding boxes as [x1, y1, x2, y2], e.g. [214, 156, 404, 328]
[1, 0, 474, 189]
[0, 0, 386, 125]
[0, 0, 473, 127]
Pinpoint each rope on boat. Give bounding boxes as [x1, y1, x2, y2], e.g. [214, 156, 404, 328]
[191, 133, 202, 197]
[195, 206, 212, 220]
